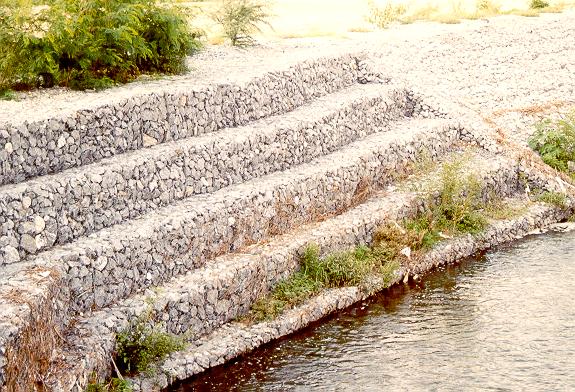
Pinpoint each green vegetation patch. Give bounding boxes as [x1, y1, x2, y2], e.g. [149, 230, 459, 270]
[483, 197, 529, 221]
[245, 244, 399, 322]
[86, 377, 132, 392]
[401, 155, 490, 248]
[0, 88, 16, 101]
[244, 153, 528, 324]
[528, 111, 575, 180]
[0, 0, 202, 91]
[115, 312, 185, 376]
[533, 191, 568, 208]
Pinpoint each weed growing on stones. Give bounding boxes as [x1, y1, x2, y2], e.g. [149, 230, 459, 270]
[86, 377, 132, 392]
[115, 312, 185, 376]
[434, 158, 487, 234]
[399, 157, 488, 246]
[528, 111, 575, 180]
[483, 197, 529, 220]
[534, 191, 568, 208]
[245, 244, 399, 322]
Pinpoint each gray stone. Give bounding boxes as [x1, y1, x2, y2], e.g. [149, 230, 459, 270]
[1, 246, 19, 264]
[20, 234, 37, 253]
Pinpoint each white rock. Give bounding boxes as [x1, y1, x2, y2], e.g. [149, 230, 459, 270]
[57, 135, 66, 148]
[34, 216, 46, 232]
[95, 256, 108, 271]
[143, 134, 158, 147]
[21, 196, 32, 209]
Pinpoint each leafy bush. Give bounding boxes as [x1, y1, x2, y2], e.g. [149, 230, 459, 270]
[528, 112, 575, 178]
[530, 0, 550, 9]
[212, 0, 271, 46]
[0, 0, 202, 91]
[115, 314, 185, 375]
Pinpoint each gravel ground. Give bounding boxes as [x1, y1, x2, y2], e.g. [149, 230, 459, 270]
[1, 11, 574, 139]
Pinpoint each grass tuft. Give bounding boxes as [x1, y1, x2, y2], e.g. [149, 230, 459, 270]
[212, 0, 271, 46]
[86, 377, 132, 392]
[0, 88, 17, 101]
[530, 0, 550, 9]
[534, 191, 568, 208]
[367, 0, 406, 28]
[483, 197, 529, 220]
[115, 312, 185, 376]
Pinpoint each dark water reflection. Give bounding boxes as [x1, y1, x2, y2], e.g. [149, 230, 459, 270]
[174, 230, 575, 391]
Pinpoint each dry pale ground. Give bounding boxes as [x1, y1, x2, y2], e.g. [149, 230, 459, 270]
[183, 0, 575, 43]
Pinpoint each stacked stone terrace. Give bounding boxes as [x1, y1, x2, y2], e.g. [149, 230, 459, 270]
[0, 53, 571, 392]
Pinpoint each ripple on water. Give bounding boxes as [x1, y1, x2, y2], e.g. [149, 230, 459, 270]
[175, 230, 575, 392]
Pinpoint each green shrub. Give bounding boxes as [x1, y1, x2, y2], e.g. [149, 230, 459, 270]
[376, 156, 490, 255]
[528, 112, 575, 178]
[213, 0, 271, 46]
[434, 159, 487, 233]
[115, 314, 185, 375]
[0, 0, 202, 91]
[407, 157, 488, 238]
[530, 0, 550, 9]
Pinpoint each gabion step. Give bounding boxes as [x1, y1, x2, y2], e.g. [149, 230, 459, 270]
[0, 54, 366, 187]
[21, 118, 458, 315]
[0, 83, 421, 262]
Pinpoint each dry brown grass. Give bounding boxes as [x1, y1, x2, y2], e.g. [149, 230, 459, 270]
[490, 100, 574, 118]
[3, 287, 63, 391]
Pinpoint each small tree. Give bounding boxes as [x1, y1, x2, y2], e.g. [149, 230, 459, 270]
[213, 0, 271, 46]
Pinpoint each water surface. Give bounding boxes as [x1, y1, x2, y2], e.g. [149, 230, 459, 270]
[175, 230, 575, 391]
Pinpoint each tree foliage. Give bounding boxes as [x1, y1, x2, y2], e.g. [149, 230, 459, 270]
[0, 0, 202, 91]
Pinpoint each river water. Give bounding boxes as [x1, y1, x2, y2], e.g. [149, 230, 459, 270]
[175, 229, 575, 391]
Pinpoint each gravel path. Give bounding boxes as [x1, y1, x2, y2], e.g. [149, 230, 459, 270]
[1, 11, 574, 142]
